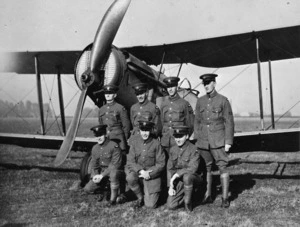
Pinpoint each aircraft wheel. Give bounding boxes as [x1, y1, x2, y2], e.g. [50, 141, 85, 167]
[80, 153, 92, 184]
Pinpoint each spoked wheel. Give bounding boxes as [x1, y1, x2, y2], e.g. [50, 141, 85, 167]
[80, 153, 92, 185]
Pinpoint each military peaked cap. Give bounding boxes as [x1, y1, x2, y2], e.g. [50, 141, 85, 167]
[172, 125, 190, 137]
[90, 124, 107, 137]
[102, 84, 119, 94]
[132, 83, 148, 95]
[163, 77, 180, 87]
[138, 120, 155, 131]
[200, 73, 218, 83]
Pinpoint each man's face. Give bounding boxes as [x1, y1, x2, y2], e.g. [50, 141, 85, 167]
[104, 93, 116, 102]
[140, 130, 150, 141]
[174, 134, 188, 147]
[136, 92, 147, 103]
[97, 135, 106, 145]
[204, 81, 216, 94]
[167, 86, 177, 97]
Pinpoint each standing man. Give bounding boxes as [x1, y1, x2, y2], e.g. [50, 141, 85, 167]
[194, 73, 234, 208]
[126, 121, 166, 209]
[98, 84, 131, 153]
[83, 124, 123, 206]
[160, 77, 194, 153]
[167, 126, 202, 212]
[128, 82, 161, 146]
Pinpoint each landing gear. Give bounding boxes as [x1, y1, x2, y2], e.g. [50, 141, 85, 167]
[80, 153, 92, 185]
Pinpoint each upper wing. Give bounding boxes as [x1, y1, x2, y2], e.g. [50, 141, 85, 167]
[122, 25, 300, 68]
[0, 51, 82, 74]
[1, 25, 299, 74]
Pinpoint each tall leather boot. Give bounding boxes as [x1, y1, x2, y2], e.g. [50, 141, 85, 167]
[106, 183, 119, 207]
[202, 172, 213, 204]
[131, 185, 144, 209]
[220, 173, 230, 208]
[184, 185, 193, 212]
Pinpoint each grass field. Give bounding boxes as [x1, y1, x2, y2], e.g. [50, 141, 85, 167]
[0, 117, 300, 226]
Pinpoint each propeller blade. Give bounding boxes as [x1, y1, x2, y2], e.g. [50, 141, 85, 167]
[53, 0, 131, 166]
[54, 88, 88, 166]
[90, 0, 131, 72]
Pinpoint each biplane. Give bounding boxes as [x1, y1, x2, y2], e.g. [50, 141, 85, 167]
[0, 0, 299, 180]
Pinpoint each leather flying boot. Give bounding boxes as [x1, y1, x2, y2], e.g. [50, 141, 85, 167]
[133, 198, 144, 209]
[220, 173, 230, 208]
[202, 172, 213, 204]
[131, 185, 144, 209]
[184, 185, 193, 212]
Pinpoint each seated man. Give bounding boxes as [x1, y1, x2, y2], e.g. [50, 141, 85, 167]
[83, 124, 123, 206]
[126, 120, 166, 209]
[167, 126, 202, 212]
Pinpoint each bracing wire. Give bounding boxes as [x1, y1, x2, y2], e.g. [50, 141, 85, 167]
[41, 75, 62, 135]
[266, 100, 300, 130]
[218, 64, 253, 92]
[1, 86, 36, 124]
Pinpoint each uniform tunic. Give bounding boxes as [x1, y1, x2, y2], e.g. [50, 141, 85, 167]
[128, 99, 161, 145]
[167, 140, 202, 209]
[167, 141, 201, 180]
[194, 90, 234, 149]
[126, 137, 166, 194]
[160, 93, 194, 148]
[194, 90, 234, 171]
[90, 139, 122, 177]
[98, 101, 131, 151]
[83, 138, 122, 193]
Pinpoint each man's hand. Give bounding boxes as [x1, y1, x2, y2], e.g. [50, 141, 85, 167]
[139, 170, 153, 180]
[168, 187, 176, 196]
[92, 174, 103, 183]
[225, 144, 231, 152]
[169, 173, 179, 189]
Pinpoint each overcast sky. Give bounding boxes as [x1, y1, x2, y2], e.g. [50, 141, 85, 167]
[0, 0, 300, 117]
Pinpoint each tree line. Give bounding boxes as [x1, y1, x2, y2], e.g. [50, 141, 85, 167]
[0, 99, 53, 118]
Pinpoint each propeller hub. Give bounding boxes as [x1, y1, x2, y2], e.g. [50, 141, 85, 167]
[81, 69, 95, 88]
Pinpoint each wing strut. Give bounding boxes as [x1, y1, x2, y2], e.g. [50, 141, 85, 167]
[157, 50, 165, 81]
[34, 55, 45, 135]
[176, 63, 183, 78]
[255, 37, 265, 130]
[268, 60, 275, 129]
[56, 66, 66, 135]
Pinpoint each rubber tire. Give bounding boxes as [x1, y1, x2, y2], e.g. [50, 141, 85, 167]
[80, 153, 92, 185]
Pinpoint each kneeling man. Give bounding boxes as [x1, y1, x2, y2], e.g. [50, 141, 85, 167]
[83, 124, 123, 206]
[126, 120, 166, 209]
[167, 126, 202, 212]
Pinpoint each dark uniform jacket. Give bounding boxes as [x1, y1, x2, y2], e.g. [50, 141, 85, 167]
[160, 93, 194, 147]
[98, 101, 131, 149]
[90, 139, 122, 178]
[126, 137, 166, 193]
[130, 99, 162, 137]
[194, 90, 234, 149]
[167, 140, 200, 178]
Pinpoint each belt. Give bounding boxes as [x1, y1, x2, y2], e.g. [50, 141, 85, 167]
[201, 119, 224, 125]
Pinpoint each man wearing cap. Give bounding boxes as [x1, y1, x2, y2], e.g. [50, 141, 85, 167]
[160, 77, 194, 153]
[167, 125, 202, 212]
[126, 120, 166, 209]
[98, 84, 131, 153]
[194, 73, 234, 208]
[83, 124, 123, 206]
[128, 83, 162, 146]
